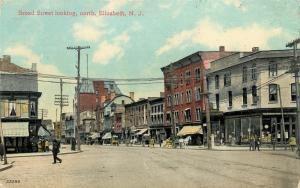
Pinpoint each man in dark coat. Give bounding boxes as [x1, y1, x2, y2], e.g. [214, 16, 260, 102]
[52, 139, 62, 164]
[0, 141, 4, 161]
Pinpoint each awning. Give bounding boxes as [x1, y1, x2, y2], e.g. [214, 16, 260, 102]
[90, 132, 100, 139]
[38, 126, 51, 137]
[136, 129, 148, 135]
[1, 122, 29, 137]
[102, 132, 112, 139]
[177, 126, 203, 137]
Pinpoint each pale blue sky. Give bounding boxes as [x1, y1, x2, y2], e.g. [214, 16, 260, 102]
[1, 0, 300, 120]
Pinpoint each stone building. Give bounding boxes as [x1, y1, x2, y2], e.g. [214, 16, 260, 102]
[207, 48, 300, 144]
[0, 55, 42, 152]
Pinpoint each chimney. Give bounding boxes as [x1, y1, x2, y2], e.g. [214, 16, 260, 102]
[129, 92, 134, 101]
[252, 47, 259, 52]
[2, 55, 11, 64]
[219, 46, 225, 52]
[160, 92, 165, 98]
[31, 63, 37, 72]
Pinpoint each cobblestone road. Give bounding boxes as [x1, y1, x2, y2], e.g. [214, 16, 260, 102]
[0, 145, 299, 188]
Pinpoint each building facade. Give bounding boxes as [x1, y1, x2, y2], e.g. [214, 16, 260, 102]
[207, 49, 300, 144]
[161, 47, 235, 140]
[0, 55, 42, 152]
[149, 97, 166, 142]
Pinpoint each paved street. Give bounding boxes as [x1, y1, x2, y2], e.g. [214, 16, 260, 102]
[0, 145, 300, 188]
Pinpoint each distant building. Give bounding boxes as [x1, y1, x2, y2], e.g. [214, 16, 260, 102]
[78, 79, 122, 112]
[63, 113, 75, 144]
[0, 55, 42, 152]
[80, 110, 96, 143]
[161, 47, 235, 142]
[149, 97, 166, 142]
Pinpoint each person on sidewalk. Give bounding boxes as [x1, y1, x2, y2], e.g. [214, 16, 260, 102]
[254, 135, 260, 151]
[52, 139, 62, 164]
[289, 135, 297, 152]
[0, 140, 4, 161]
[249, 134, 255, 151]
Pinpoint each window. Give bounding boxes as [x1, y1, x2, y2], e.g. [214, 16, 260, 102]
[195, 87, 201, 101]
[216, 94, 219, 110]
[174, 93, 179, 105]
[195, 68, 201, 82]
[166, 112, 171, 123]
[181, 93, 184, 104]
[185, 109, 191, 122]
[167, 95, 171, 106]
[224, 72, 231, 87]
[174, 111, 179, 123]
[291, 83, 296, 101]
[185, 71, 191, 85]
[206, 77, 210, 91]
[196, 108, 201, 121]
[180, 74, 183, 85]
[186, 90, 192, 103]
[228, 91, 232, 107]
[269, 84, 278, 102]
[252, 86, 257, 104]
[9, 100, 16, 116]
[251, 64, 257, 80]
[242, 66, 247, 83]
[215, 75, 219, 89]
[30, 101, 36, 117]
[269, 61, 277, 77]
[243, 88, 247, 105]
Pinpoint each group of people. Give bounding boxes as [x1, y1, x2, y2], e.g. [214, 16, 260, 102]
[249, 135, 261, 151]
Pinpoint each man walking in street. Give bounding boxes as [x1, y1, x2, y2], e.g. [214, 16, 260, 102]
[52, 139, 62, 164]
[0, 140, 4, 161]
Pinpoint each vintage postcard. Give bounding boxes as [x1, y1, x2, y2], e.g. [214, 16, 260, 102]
[0, 0, 300, 188]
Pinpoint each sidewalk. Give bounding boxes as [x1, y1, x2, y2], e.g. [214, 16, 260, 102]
[6, 145, 81, 158]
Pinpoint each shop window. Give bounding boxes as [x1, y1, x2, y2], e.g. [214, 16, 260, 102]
[269, 84, 278, 102]
[30, 101, 36, 117]
[9, 101, 16, 117]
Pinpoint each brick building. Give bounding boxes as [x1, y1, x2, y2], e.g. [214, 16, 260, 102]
[79, 79, 122, 112]
[160, 47, 235, 142]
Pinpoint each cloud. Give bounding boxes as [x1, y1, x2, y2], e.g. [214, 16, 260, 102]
[223, 0, 247, 11]
[159, 2, 172, 10]
[156, 18, 283, 55]
[4, 44, 61, 75]
[93, 32, 130, 65]
[73, 23, 102, 42]
[103, 0, 129, 10]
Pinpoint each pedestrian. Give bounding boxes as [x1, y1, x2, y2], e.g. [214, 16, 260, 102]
[52, 139, 62, 164]
[289, 135, 297, 152]
[45, 140, 49, 152]
[0, 140, 4, 161]
[254, 135, 260, 151]
[249, 134, 255, 151]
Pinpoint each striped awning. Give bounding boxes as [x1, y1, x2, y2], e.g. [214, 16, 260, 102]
[1, 122, 29, 137]
[177, 126, 203, 137]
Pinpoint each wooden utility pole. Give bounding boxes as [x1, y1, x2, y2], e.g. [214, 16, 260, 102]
[286, 37, 300, 158]
[67, 46, 90, 151]
[203, 70, 212, 150]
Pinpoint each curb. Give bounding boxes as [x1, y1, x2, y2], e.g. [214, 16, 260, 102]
[7, 150, 82, 158]
[0, 164, 13, 172]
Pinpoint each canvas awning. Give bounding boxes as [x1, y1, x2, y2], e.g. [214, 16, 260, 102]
[1, 122, 29, 137]
[38, 126, 51, 137]
[177, 126, 203, 137]
[102, 132, 112, 139]
[90, 132, 100, 139]
[136, 129, 148, 135]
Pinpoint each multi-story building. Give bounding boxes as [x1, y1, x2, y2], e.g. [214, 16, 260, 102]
[125, 98, 157, 142]
[0, 55, 42, 152]
[79, 79, 122, 112]
[207, 48, 300, 145]
[80, 110, 96, 143]
[149, 97, 165, 142]
[98, 95, 133, 142]
[161, 47, 235, 141]
[63, 113, 75, 144]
